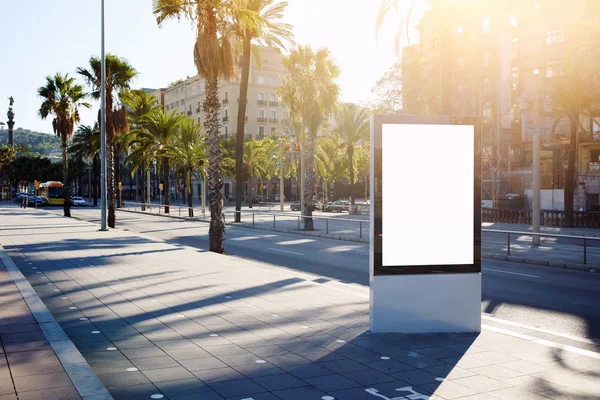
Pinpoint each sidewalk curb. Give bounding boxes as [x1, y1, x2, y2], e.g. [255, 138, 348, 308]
[0, 246, 114, 400]
[483, 252, 599, 273]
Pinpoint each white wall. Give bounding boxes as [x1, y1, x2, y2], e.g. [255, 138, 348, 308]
[524, 189, 564, 211]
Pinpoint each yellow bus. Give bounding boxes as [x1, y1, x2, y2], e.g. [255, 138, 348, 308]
[38, 181, 64, 206]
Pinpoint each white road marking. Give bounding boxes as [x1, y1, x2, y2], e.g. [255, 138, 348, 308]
[482, 315, 600, 346]
[482, 268, 539, 278]
[273, 239, 316, 246]
[482, 324, 600, 360]
[268, 248, 304, 256]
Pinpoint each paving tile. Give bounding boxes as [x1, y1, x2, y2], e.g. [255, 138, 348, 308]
[109, 383, 162, 400]
[234, 363, 286, 379]
[209, 378, 267, 398]
[193, 367, 247, 383]
[247, 345, 290, 358]
[499, 359, 552, 375]
[142, 365, 195, 383]
[219, 352, 267, 367]
[154, 339, 198, 351]
[342, 368, 397, 386]
[502, 375, 557, 394]
[7, 350, 64, 377]
[390, 369, 439, 386]
[284, 363, 334, 379]
[3, 341, 51, 353]
[130, 355, 180, 370]
[365, 359, 415, 374]
[13, 371, 73, 393]
[0, 378, 15, 395]
[153, 377, 212, 397]
[469, 364, 526, 380]
[120, 346, 166, 359]
[89, 359, 137, 375]
[318, 359, 366, 374]
[206, 344, 250, 356]
[452, 375, 512, 393]
[418, 380, 478, 399]
[171, 391, 225, 400]
[17, 385, 81, 400]
[252, 373, 308, 391]
[98, 370, 151, 389]
[488, 387, 553, 400]
[225, 393, 279, 400]
[303, 373, 359, 392]
[165, 346, 211, 360]
[179, 356, 228, 371]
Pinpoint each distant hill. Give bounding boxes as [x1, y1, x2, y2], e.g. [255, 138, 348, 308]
[0, 128, 61, 155]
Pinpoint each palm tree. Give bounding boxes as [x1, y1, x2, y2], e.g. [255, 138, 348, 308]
[242, 140, 266, 205]
[38, 73, 90, 217]
[70, 124, 100, 205]
[550, 50, 600, 226]
[77, 54, 137, 227]
[233, 0, 294, 222]
[333, 103, 369, 209]
[128, 109, 185, 214]
[154, 0, 240, 254]
[167, 118, 207, 217]
[122, 90, 162, 206]
[280, 45, 340, 230]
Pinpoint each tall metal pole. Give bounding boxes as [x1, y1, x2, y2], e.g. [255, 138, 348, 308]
[279, 140, 284, 211]
[299, 123, 305, 218]
[533, 127, 541, 245]
[99, 0, 108, 231]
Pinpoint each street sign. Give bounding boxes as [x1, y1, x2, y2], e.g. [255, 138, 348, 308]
[370, 114, 481, 333]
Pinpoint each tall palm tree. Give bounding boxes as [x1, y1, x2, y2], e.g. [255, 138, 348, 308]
[333, 103, 369, 209]
[38, 73, 90, 217]
[129, 109, 185, 214]
[70, 124, 100, 205]
[280, 45, 340, 230]
[154, 0, 240, 254]
[167, 118, 207, 217]
[550, 50, 600, 226]
[77, 54, 137, 227]
[233, 0, 294, 222]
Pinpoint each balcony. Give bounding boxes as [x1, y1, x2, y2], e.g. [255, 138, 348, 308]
[257, 100, 267, 106]
[257, 117, 267, 123]
[281, 119, 288, 125]
[222, 116, 228, 122]
[187, 111, 192, 116]
[196, 108, 201, 113]
[269, 101, 278, 106]
[222, 98, 229, 105]
[269, 118, 278, 123]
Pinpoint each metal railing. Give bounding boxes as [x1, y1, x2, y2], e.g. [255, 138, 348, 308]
[483, 228, 600, 264]
[123, 201, 369, 239]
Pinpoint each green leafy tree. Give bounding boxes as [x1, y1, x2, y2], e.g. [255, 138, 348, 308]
[154, 0, 238, 253]
[0, 145, 16, 184]
[70, 124, 100, 205]
[370, 61, 403, 113]
[233, 0, 294, 222]
[354, 143, 370, 202]
[77, 54, 137, 227]
[280, 45, 340, 230]
[38, 73, 90, 217]
[242, 139, 266, 204]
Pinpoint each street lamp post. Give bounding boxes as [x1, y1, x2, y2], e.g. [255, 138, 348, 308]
[99, 0, 108, 231]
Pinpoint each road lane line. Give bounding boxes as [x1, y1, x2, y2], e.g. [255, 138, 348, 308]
[268, 248, 304, 256]
[482, 268, 539, 278]
[482, 315, 600, 346]
[482, 324, 600, 359]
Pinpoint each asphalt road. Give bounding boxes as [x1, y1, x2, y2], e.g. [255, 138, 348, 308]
[40, 207, 600, 341]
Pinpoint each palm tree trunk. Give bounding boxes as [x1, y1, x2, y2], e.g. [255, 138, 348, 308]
[163, 156, 170, 214]
[188, 167, 194, 218]
[235, 38, 252, 223]
[106, 106, 116, 228]
[93, 155, 99, 206]
[61, 133, 71, 217]
[205, 76, 225, 253]
[565, 117, 577, 227]
[115, 152, 121, 208]
[347, 144, 355, 206]
[304, 132, 316, 230]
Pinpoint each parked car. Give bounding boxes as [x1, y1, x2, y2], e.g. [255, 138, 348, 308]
[70, 196, 87, 207]
[27, 196, 48, 207]
[290, 202, 301, 211]
[324, 200, 350, 213]
[270, 194, 286, 202]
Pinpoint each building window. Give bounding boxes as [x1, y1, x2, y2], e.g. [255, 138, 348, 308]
[259, 126, 265, 137]
[258, 93, 264, 101]
[225, 91, 228, 99]
[270, 94, 276, 102]
[546, 29, 564, 45]
[258, 109, 264, 118]
[271, 110, 276, 119]
[258, 75, 264, 84]
[225, 126, 228, 137]
[271, 127, 277, 135]
[269, 76, 276, 85]
[482, 18, 491, 35]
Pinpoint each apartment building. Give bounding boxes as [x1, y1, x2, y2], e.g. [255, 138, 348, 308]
[161, 46, 290, 140]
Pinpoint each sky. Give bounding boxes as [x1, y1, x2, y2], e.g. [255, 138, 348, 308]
[0, 0, 423, 134]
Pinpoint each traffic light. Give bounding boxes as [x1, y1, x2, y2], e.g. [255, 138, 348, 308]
[118, 182, 122, 191]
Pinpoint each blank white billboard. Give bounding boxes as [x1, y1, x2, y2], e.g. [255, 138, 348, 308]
[382, 124, 474, 266]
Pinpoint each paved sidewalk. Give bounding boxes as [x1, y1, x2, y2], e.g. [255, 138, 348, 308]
[0, 255, 88, 399]
[1, 206, 600, 400]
